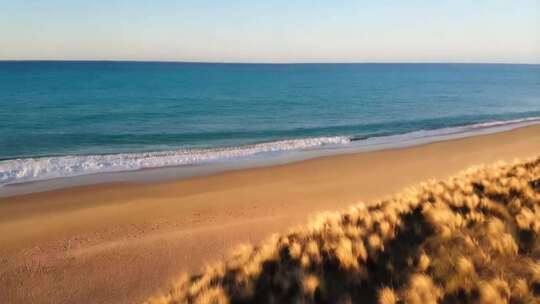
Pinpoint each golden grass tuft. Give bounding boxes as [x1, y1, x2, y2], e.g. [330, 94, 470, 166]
[146, 157, 540, 303]
[403, 274, 442, 304]
[417, 253, 430, 272]
[479, 279, 510, 304]
[302, 274, 319, 295]
[377, 287, 398, 304]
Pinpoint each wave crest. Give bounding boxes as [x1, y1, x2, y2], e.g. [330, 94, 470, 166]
[0, 136, 350, 186]
[2, 116, 540, 188]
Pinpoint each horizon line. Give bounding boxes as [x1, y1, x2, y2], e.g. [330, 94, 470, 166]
[0, 59, 539, 65]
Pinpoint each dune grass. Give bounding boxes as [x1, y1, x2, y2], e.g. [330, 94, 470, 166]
[147, 157, 540, 304]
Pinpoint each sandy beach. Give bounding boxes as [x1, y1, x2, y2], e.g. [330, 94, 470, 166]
[1, 124, 540, 304]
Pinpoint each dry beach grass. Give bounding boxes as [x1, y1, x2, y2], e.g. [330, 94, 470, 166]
[148, 157, 540, 304]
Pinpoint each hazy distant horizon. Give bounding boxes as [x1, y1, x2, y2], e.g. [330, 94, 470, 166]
[1, 1, 538, 64]
[1, 60, 539, 65]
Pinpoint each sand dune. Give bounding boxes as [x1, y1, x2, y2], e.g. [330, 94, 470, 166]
[148, 157, 540, 304]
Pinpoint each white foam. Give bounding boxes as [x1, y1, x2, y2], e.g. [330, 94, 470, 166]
[0, 136, 350, 187]
[1, 116, 539, 188]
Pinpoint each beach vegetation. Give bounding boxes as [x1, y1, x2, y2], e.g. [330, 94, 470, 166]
[147, 157, 540, 303]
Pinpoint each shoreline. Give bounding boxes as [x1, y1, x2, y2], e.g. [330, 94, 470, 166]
[1, 124, 540, 304]
[2, 116, 539, 197]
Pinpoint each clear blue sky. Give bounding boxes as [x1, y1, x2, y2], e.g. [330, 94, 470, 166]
[1, 0, 538, 63]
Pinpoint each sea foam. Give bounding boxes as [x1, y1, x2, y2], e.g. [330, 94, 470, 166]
[1, 117, 539, 188]
[0, 136, 350, 187]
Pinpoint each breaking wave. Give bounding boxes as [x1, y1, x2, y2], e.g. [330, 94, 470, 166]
[1, 116, 539, 187]
[0, 136, 350, 186]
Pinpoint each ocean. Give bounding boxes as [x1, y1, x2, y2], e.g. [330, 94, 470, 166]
[1, 61, 539, 188]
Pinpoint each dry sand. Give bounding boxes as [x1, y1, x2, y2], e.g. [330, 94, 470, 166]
[1, 124, 540, 304]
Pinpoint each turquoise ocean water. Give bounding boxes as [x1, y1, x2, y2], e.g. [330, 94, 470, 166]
[1, 62, 539, 186]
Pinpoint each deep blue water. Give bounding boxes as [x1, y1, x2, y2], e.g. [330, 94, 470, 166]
[0, 62, 539, 185]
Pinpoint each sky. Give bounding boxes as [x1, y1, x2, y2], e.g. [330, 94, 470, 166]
[0, 0, 538, 63]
